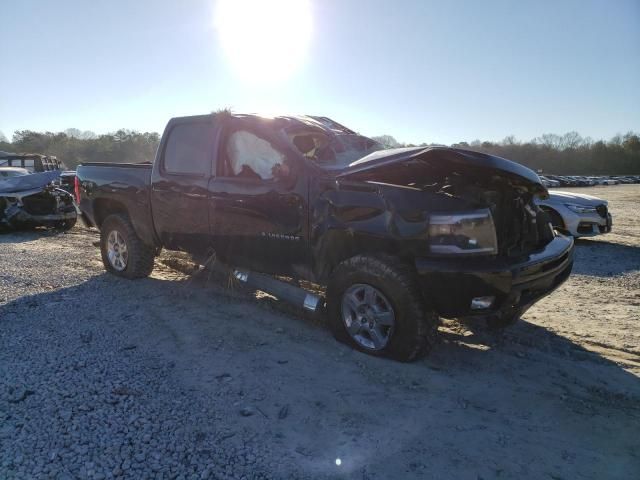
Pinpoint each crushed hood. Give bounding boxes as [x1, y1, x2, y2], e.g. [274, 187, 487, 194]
[335, 146, 544, 192]
[0, 170, 60, 194]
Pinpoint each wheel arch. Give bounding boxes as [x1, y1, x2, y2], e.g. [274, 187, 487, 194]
[539, 205, 565, 229]
[93, 198, 159, 248]
[312, 229, 415, 283]
[93, 198, 129, 228]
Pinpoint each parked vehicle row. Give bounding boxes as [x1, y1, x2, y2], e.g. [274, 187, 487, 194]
[539, 174, 640, 188]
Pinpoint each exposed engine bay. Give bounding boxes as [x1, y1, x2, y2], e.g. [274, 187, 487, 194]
[0, 171, 77, 231]
[438, 175, 555, 258]
[336, 150, 555, 259]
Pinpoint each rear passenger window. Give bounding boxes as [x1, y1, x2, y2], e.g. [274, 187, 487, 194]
[164, 123, 214, 175]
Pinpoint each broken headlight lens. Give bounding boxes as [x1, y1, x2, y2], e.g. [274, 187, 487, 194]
[428, 209, 498, 255]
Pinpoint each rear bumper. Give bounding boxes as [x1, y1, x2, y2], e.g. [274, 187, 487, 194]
[415, 234, 574, 318]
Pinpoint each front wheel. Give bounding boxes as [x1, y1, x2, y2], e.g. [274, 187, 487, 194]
[100, 214, 155, 279]
[327, 255, 439, 362]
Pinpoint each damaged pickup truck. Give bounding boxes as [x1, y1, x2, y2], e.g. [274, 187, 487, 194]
[0, 168, 77, 231]
[76, 113, 574, 361]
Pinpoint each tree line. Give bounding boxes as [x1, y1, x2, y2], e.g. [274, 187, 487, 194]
[1, 128, 639, 174]
[374, 131, 640, 174]
[0, 129, 160, 170]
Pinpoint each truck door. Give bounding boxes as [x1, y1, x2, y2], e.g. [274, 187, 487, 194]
[208, 122, 308, 277]
[150, 119, 217, 257]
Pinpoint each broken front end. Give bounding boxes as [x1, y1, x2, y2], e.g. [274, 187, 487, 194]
[0, 172, 77, 231]
[314, 146, 574, 322]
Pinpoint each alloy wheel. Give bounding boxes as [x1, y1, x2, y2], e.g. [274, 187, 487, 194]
[341, 283, 396, 350]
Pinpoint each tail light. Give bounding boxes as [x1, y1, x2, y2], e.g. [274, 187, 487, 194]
[74, 176, 81, 204]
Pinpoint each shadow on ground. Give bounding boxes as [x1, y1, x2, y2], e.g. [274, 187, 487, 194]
[0, 227, 70, 243]
[2, 269, 639, 479]
[571, 238, 640, 276]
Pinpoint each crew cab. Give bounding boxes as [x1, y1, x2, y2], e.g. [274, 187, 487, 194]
[76, 113, 574, 361]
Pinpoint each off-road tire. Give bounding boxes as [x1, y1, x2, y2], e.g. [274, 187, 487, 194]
[100, 214, 155, 279]
[326, 255, 439, 362]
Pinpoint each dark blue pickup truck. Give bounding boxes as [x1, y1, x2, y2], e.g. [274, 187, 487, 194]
[76, 112, 574, 361]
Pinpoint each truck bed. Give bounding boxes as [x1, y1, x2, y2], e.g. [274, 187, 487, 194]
[76, 162, 156, 245]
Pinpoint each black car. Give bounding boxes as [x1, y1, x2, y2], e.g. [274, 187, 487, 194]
[76, 113, 574, 361]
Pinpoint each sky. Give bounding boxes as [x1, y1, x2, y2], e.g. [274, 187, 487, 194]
[1, 0, 638, 145]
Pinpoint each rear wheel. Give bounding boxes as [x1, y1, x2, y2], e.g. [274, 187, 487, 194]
[100, 214, 155, 278]
[327, 255, 439, 362]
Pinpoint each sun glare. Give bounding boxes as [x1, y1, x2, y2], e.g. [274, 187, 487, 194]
[215, 0, 312, 83]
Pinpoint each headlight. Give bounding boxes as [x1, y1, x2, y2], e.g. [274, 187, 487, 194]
[428, 209, 498, 255]
[565, 203, 597, 214]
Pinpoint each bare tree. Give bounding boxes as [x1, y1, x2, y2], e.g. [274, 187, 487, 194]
[561, 131, 583, 149]
[535, 133, 563, 149]
[371, 135, 401, 149]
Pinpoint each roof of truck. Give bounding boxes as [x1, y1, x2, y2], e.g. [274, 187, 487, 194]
[171, 112, 358, 136]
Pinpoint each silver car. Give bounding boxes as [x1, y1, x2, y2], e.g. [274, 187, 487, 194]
[0, 167, 30, 178]
[535, 191, 612, 237]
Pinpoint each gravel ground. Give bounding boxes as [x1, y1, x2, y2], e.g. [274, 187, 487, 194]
[1, 185, 639, 479]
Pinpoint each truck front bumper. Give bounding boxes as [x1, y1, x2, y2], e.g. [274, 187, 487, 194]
[415, 234, 574, 319]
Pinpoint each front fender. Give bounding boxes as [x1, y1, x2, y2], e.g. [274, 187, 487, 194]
[309, 180, 439, 281]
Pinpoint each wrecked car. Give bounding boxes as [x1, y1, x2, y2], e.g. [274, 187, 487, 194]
[0, 168, 77, 231]
[76, 113, 574, 361]
[0, 167, 30, 179]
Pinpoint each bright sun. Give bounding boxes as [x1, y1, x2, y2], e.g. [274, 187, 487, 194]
[215, 0, 312, 83]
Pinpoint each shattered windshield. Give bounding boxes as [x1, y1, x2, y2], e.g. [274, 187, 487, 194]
[285, 127, 383, 169]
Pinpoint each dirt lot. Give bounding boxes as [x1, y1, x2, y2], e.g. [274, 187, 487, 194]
[1, 185, 639, 479]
